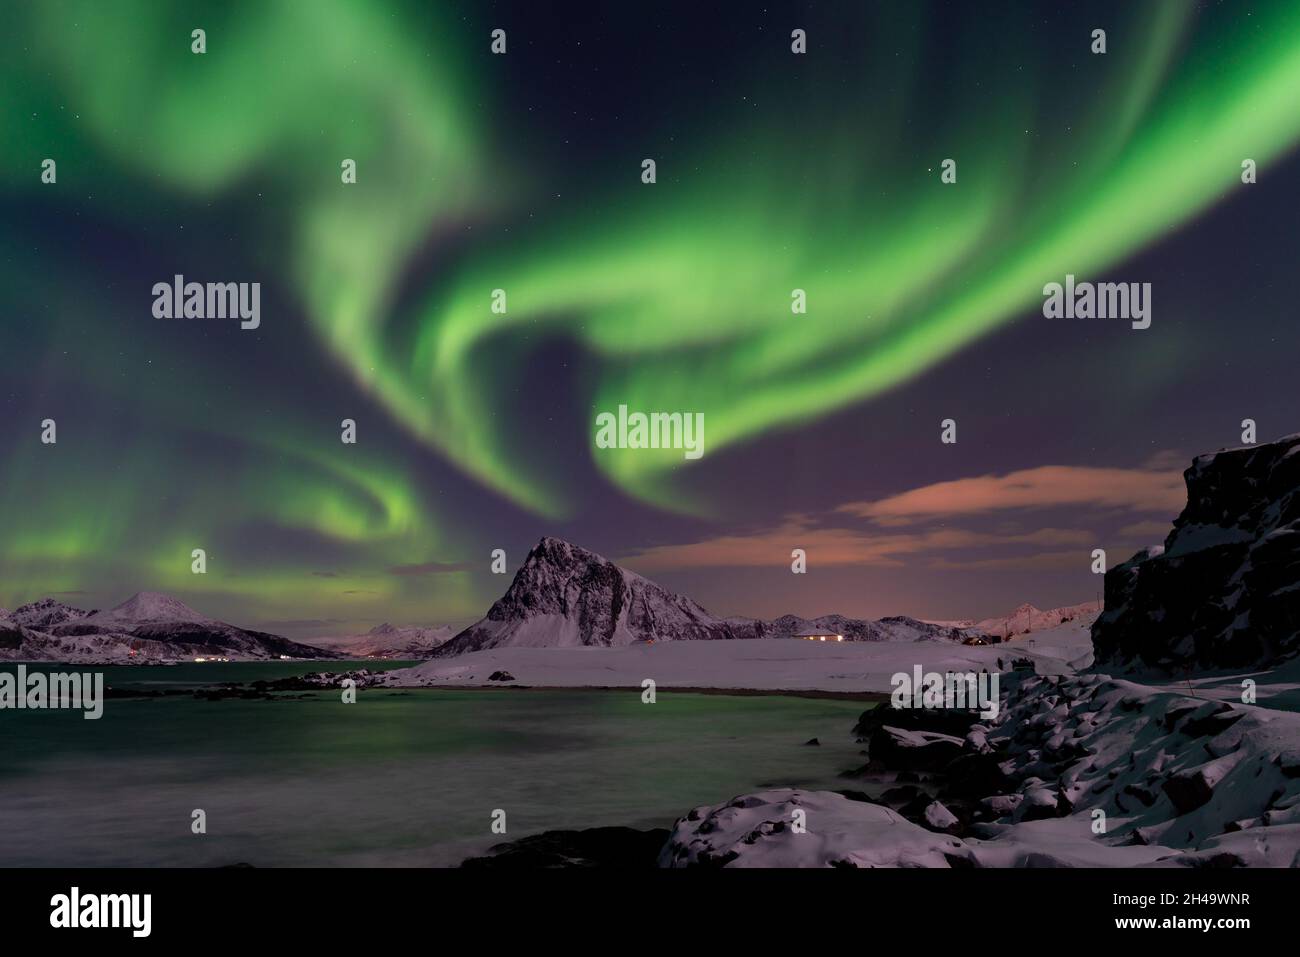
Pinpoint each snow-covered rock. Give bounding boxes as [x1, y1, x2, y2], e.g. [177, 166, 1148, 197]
[664, 672, 1300, 867]
[923, 800, 961, 834]
[659, 790, 973, 868]
[968, 672, 1300, 863]
[1094, 433, 1300, 671]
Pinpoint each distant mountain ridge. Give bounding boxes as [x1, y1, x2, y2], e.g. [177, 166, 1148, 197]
[940, 601, 1103, 639]
[310, 622, 456, 658]
[436, 537, 978, 656]
[0, 591, 334, 663]
[7, 597, 92, 631]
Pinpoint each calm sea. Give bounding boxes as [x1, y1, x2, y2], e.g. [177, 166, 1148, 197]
[0, 662, 872, 866]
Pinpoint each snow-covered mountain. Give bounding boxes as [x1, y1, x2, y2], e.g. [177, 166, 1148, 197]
[436, 537, 976, 656]
[8, 597, 92, 631]
[86, 591, 210, 625]
[310, 622, 457, 658]
[1094, 433, 1300, 671]
[0, 591, 335, 663]
[438, 538, 760, 653]
[961, 600, 1102, 639]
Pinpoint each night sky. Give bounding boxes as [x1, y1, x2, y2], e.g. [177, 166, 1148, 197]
[2, 0, 1299, 638]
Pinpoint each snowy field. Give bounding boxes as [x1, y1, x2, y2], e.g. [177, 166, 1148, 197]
[381, 621, 1097, 695]
[382, 616, 1300, 716]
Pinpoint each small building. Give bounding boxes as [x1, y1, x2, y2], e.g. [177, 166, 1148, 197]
[793, 628, 844, 642]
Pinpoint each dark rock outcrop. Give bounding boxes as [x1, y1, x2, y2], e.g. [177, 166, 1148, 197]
[0, 621, 23, 649]
[1093, 434, 1300, 671]
[865, 726, 965, 772]
[460, 827, 670, 868]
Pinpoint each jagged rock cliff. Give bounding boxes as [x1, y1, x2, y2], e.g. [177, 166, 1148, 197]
[1093, 434, 1300, 671]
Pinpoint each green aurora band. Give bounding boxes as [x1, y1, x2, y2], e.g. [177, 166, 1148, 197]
[3, 0, 1300, 621]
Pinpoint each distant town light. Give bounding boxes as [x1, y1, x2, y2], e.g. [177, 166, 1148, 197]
[793, 630, 845, 642]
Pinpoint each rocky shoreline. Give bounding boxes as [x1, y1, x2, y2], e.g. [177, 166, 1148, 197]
[466, 668, 1300, 868]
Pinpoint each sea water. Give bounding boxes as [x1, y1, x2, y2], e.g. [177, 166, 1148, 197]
[0, 663, 873, 866]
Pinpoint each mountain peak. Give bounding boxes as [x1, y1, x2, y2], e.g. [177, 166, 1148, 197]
[438, 536, 741, 654]
[10, 597, 91, 629]
[101, 591, 208, 623]
[528, 536, 614, 567]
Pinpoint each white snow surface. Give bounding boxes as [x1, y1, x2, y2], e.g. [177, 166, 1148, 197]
[660, 790, 973, 868]
[383, 611, 1100, 693]
[380, 637, 1035, 693]
[659, 789, 1174, 868]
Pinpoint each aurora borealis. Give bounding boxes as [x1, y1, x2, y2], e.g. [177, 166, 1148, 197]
[3, 0, 1300, 635]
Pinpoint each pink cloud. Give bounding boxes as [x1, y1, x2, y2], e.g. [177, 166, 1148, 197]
[622, 521, 1095, 571]
[837, 465, 1186, 524]
[621, 463, 1187, 574]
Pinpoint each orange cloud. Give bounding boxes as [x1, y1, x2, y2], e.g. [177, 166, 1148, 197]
[621, 463, 1188, 574]
[622, 521, 1095, 571]
[837, 465, 1186, 524]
